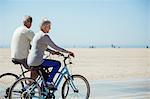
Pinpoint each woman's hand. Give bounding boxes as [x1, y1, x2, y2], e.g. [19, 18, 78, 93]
[68, 51, 75, 57]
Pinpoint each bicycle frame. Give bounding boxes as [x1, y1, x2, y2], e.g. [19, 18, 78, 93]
[8, 53, 90, 99]
[54, 65, 78, 93]
[19, 64, 30, 78]
[25, 66, 71, 99]
[25, 54, 78, 98]
[54, 65, 70, 89]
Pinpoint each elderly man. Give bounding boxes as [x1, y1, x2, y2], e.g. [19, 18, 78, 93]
[11, 15, 37, 79]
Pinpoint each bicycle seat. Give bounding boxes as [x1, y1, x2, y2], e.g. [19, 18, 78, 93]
[12, 58, 30, 69]
[12, 59, 23, 65]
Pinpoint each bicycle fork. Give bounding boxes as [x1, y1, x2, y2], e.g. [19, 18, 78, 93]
[68, 76, 79, 93]
[64, 67, 79, 93]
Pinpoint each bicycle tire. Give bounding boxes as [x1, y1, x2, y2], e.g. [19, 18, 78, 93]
[61, 74, 90, 99]
[9, 77, 41, 99]
[0, 73, 19, 99]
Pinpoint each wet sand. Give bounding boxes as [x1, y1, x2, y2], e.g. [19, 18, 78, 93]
[90, 78, 150, 99]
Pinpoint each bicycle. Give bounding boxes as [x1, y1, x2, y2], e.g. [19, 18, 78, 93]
[0, 60, 31, 98]
[8, 53, 90, 99]
[0, 49, 55, 98]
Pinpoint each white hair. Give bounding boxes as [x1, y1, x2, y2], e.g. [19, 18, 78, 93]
[40, 18, 51, 28]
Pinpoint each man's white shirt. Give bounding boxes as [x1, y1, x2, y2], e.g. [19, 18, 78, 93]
[11, 26, 34, 59]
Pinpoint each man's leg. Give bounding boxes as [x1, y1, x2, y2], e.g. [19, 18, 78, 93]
[41, 59, 61, 83]
[13, 59, 39, 86]
[20, 59, 39, 81]
[31, 69, 39, 80]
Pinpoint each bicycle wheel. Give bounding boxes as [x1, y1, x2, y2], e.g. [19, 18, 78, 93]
[9, 77, 41, 99]
[0, 73, 19, 99]
[62, 74, 90, 99]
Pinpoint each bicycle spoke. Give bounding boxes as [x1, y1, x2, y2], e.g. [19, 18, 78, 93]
[62, 75, 90, 99]
[9, 78, 41, 99]
[0, 73, 18, 99]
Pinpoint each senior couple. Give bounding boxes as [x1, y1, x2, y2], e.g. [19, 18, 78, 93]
[11, 15, 74, 88]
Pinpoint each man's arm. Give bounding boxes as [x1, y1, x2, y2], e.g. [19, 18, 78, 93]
[26, 30, 35, 41]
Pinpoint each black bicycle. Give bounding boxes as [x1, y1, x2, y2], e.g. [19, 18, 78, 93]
[0, 60, 31, 99]
[0, 49, 53, 98]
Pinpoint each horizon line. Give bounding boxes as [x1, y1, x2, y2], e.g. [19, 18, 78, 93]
[0, 45, 149, 48]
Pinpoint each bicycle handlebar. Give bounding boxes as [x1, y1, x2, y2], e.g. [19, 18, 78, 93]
[57, 52, 71, 61]
[46, 51, 72, 65]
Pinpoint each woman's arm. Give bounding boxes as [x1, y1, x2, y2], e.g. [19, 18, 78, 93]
[44, 35, 74, 57]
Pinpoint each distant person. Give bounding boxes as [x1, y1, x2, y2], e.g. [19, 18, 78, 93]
[27, 18, 74, 88]
[11, 15, 37, 80]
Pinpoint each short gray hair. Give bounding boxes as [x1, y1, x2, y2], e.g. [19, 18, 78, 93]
[40, 18, 51, 29]
[23, 15, 32, 25]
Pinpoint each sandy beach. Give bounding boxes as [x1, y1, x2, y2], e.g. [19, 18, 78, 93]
[0, 48, 150, 81]
[1, 48, 150, 98]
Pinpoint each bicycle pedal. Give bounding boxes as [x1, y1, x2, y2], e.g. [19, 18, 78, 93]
[46, 93, 55, 99]
[46, 82, 57, 90]
[49, 87, 57, 91]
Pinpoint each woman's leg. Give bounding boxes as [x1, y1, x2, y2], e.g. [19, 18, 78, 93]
[41, 59, 61, 82]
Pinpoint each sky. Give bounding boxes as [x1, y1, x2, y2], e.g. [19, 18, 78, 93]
[0, 0, 149, 48]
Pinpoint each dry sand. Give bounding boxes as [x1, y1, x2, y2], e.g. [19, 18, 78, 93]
[0, 48, 150, 81]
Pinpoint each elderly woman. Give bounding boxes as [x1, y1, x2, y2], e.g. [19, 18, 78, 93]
[27, 18, 74, 88]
